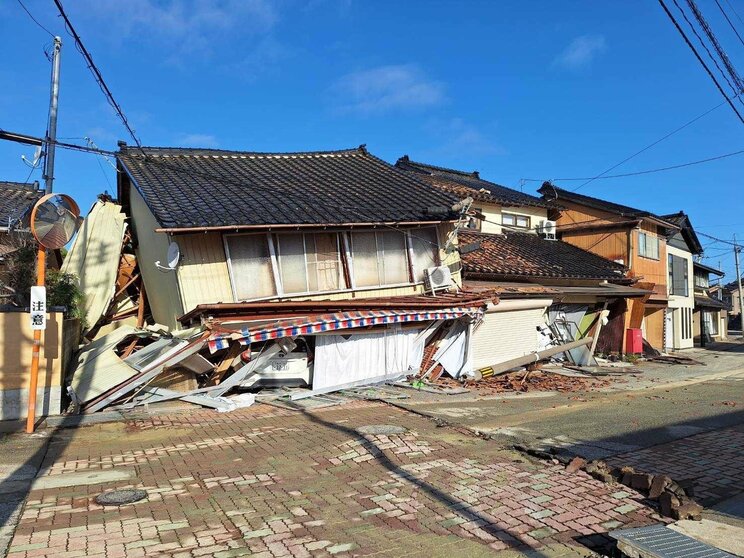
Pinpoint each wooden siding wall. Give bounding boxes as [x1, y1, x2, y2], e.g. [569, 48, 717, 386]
[561, 230, 628, 264]
[631, 223, 667, 295]
[129, 186, 184, 330]
[177, 233, 233, 311]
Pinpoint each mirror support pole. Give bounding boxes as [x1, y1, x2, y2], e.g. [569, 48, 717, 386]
[26, 248, 46, 434]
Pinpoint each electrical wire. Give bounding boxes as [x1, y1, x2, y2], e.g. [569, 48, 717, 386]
[568, 95, 735, 192]
[658, 0, 744, 123]
[685, 0, 744, 93]
[523, 146, 744, 182]
[715, 0, 744, 48]
[52, 0, 146, 155]
[16, 0, 55, 38]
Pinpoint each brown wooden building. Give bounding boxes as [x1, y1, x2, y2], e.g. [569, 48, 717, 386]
[538, 183, 679, 352]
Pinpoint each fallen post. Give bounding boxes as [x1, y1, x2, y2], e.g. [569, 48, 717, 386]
[475, 337, 593, 379]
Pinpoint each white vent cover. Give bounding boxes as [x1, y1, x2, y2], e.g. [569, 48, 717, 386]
[424, 265, 454, 292]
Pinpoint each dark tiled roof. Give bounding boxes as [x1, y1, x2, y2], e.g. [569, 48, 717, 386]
[537, 183, 677, 229]
[660, 211, 703, 254]
[396, 156, 550, 209]
[117, 146, 458, 229]
[693, 260, 724, 277]
[0, 181, 42, 229]
[694, 295, 728, 310]
[459, 230, 627, 281]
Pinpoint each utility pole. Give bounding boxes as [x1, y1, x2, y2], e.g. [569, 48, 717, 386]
[42, 36, 62, 194]
[26, 36, 62, 434]
[734, 234, 744, 340]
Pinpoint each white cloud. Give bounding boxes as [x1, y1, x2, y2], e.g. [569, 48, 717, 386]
[176, 133, 219, 148]
[332, 64, 445, 115]
[423, 118, 506, 158]
[76, 0, 278, 58]
[553, 35, 606, 71]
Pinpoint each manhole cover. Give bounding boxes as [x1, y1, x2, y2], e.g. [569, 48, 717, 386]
[357, 424, 407, 435]
[95, 489, 148, 506]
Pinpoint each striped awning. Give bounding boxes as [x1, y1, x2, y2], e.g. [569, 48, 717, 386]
[207, 307, 481, 352]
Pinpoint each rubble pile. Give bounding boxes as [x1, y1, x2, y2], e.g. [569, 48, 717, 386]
[579, 460, 703, 521]
[430, 370, 610, 393]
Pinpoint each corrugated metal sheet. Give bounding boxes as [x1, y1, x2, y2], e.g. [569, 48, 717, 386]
[177, 233, 233, 310]
[61, 201, 126, 333]
[471, 301, 550, 368]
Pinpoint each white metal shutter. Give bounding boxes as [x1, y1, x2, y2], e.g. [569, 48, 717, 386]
[472, 308, 544, 368]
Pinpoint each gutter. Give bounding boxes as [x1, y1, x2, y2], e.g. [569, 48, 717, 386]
[156, 220, 452, 234]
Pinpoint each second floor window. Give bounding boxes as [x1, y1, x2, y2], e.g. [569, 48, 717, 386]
[638, 232, 659, 260]
[502, 212, 530, 229]
[668, 254, 689, 296]
[225, 227, 440, 301]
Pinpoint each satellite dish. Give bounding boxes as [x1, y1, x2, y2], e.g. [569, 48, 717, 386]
[155, 241, 180, 272]
[30, 193, 80, 249]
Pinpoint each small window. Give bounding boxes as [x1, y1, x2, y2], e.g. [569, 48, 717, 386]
[502, 212, 530, 229]
[638, 232, 659, 260]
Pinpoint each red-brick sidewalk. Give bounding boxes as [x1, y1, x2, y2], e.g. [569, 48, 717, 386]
[608, 424, 744, 506]
[6, 402, 662, 557]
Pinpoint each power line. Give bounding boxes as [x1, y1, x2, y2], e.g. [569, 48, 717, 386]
[658, 0, 744, 123]
[685, 0, 744, 92]
[0, 128, 116, 155]
[724, 0, 744, 28]
[715, 0, 744, 48]
[523, 146, 744, 182]
[697, 230, 742, 248]
[16, 0, 55, 38]
[52, 0, 145, 154]
[569, 95, 733, 192]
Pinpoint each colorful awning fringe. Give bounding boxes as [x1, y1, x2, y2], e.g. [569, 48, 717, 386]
[207, 307, 481, 353]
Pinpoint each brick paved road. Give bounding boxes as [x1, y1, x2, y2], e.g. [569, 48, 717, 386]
[5, 401, 663, 557]
[608, 423, 744, 506]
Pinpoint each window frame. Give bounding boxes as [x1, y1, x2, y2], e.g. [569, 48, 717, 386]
[638, 231, 660, 260]
[502, 212, 531, 229]
[273, 232, 345, 297]
[224, 226, 442, 302]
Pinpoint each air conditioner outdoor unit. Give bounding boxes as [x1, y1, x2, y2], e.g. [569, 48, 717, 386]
[424, 265, 454, 293]
[538, 219, 557, 240]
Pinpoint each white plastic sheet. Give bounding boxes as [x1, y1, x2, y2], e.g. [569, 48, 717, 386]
[433, 320, 472, 378]
[313, 326, 423, 391]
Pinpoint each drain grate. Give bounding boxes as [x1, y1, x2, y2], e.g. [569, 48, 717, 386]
[95, 489, 148, 506]
[356, 424, 407, 435]
[609, 524, 734, 558]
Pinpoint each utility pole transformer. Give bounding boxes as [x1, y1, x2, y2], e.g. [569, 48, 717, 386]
[42, 36, 62, 194]
[734, 234, 744, 340]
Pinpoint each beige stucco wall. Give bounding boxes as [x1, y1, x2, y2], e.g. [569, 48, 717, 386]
[666, 245, 694, 350]
[477, 202, 548, 235]
[129, 185, 185, 330]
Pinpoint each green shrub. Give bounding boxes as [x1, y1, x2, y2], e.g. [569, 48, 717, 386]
[46, 270, 87, 327]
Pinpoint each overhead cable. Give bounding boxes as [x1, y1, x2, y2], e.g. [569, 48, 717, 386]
[658, 0, 744, 123]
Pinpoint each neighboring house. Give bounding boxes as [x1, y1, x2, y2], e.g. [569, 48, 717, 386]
[457, 230, 648, 363]
[395, 158, 647, 364]
[395, 156, 551, 235]
[716, 278, 743, 329]
[659, 211, 701, 351]
[0, 180, 43, 266]
[116, 144, 465, 331]
[692, 260, 727, 345]
[537, 183, 679, 352]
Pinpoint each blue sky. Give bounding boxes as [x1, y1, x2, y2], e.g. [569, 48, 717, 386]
[1, 0, 742, 277]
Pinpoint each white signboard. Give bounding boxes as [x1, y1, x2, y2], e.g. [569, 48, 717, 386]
[30, 286, 47, 331]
